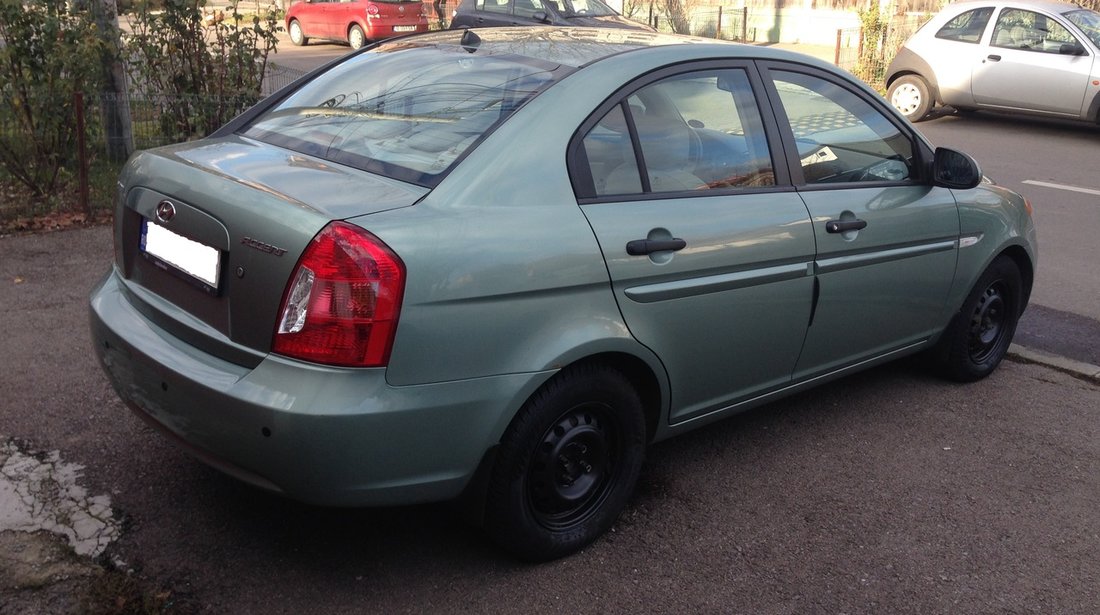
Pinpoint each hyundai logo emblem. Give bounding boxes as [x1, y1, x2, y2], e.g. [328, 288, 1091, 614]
[155, 200, 176, 223]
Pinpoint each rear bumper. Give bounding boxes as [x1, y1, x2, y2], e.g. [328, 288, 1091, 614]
[90, 269, 536, 506]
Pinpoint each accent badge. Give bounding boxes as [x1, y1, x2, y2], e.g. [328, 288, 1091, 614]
[155, 200, 177, 223]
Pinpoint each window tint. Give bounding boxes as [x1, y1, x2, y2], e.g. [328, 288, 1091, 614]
[771, 71, 913, 185]
[992, 8, 1081, 52]
[582, 69, 774, 197]
[935, 7, 993, 43]
[480, 0, 511, 14]
[1065, 9, 1100, 49]
[513, 0, 545, 18]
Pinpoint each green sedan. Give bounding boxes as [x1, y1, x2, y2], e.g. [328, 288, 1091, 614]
[90, 27, 1037, 562]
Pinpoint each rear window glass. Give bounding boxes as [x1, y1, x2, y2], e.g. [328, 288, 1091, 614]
[935, 7, 993, 43]
[243, 43, 564, 186]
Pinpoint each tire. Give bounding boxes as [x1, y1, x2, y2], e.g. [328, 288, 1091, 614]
[933, 256, 1023, 382]
[288, 19, 308, 46]
[348, 24, 366, 50]
[485, 364, 647, 562]
[888, 75, 933, 122]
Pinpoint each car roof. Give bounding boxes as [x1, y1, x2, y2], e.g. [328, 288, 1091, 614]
[396, 26, 837, 70]
[941, 0, 1088, 15]
[404, 26, 729, 68]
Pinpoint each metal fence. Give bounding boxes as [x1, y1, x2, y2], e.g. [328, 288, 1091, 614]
[0, 62, 308, 224]
[835, 15, 929, 87]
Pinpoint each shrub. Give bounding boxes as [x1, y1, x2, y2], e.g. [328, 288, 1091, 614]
[0, 0, 105, 198]
[124, 0, 280, 143]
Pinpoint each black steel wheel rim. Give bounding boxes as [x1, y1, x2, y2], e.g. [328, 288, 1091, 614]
[526, 403, 619, 530]
[968, 279, 1011, 364]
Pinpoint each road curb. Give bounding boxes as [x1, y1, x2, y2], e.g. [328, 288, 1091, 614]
[1008, 343, 1100, 385]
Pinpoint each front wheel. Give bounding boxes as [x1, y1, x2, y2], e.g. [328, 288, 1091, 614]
[348, 24, 366, 50]
[288, 19, 308, 46]
[485, 364, 647, 561]
[888, 75, 933, 122]
[933, 256, 1023, 382]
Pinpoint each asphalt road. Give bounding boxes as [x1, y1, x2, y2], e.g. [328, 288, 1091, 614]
[1, 225, 1099, 613]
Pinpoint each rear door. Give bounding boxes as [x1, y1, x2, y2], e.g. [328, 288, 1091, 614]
[760, 63, 960, 380]
[572, 63, 815, 424]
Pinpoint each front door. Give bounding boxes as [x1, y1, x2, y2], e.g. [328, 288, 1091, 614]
[972, 7, 1094, 116]
[761, 65, 960, 380]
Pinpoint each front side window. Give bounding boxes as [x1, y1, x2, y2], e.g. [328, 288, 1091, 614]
[243, 42, 562, 186]
[992, 8, 1081, 53]
[935, 7, 994, 43]
[479, 0, 511, 14]
[771, 71, 913, 185]
[552, 0, 618, 18]
[581, 69, 774, 197]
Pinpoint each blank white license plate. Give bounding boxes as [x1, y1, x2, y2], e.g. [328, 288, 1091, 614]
[141, 219, 221, 293]
[393, 25, 417, 32]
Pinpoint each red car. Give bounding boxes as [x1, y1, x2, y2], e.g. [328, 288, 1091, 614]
[286, 0, 429, 49]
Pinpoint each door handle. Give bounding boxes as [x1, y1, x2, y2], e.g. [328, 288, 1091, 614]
[626, 238, 687, 255]
[825, 219, 867, 234]
[987, 54, 1002, 62]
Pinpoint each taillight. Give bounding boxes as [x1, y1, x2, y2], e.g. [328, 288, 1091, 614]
[365, 3, 379, 16]
[273, 222, 404, 368]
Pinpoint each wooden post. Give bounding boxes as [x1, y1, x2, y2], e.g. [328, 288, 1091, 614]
[717, 5, 722, 39]
[835, 28, 842, 65]
[741, 7, 748, 42]
[75, 92, 91, 218]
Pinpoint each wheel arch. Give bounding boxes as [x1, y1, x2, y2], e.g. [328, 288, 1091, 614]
[885, 48, 942, 104]
[999, 243, 1034, 311]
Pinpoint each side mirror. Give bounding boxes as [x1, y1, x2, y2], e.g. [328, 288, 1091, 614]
[1060, 42, 1086, 56]
[932, 147, 982, 190]
[532, 11, 551, 23]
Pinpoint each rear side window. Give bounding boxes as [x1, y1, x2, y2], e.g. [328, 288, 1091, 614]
[580, 69, 774, 198]
[936, 7, 994, 43]
[243, 43, 562, 186]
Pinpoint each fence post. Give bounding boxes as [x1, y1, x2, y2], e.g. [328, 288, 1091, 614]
[717, 6, 722, 39]
[835, 28, 842, 65]
[74, 92, 91, 218]
[741, 7, 748, 43]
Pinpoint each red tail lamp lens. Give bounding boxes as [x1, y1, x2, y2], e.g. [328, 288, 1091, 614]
[366, 3, 380, 15]
[273, 222, 404, 367]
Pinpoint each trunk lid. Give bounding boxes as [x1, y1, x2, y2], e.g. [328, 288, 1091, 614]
[115, 135, 427, 366]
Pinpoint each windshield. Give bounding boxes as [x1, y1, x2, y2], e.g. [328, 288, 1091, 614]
[554, 0, 618, 18]
[1064, 9, 1100, 48]
[243, 42, 564, 186]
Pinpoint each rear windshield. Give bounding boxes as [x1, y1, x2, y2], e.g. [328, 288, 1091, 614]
[243, 42, 565, 186]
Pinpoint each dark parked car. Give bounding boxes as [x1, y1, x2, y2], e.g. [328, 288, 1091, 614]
[449, 0, 652, 30]
[92, 27, 1036, 562]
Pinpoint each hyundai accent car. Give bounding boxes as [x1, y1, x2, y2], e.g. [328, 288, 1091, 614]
[448, 0, 652, 30]
[91, 27, 1037, 562]
[286, 0, 429, 49]
[886, 0, 1100, 122]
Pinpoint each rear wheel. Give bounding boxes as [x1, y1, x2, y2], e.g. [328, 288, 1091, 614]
[888, 75, 933, 122]
[933, 256, 1022, 382]
[288, 19, 308, 46]
[348, 24, 366, 49]
[485, 364, 646, 562]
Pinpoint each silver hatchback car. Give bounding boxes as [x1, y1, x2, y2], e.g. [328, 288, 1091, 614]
[886, 0, 1100, 122]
